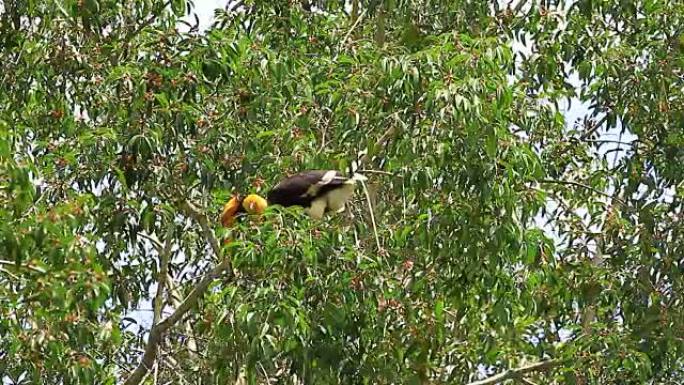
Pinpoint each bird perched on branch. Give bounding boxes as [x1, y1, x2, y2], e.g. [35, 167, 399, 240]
[220, 170, 367, 227]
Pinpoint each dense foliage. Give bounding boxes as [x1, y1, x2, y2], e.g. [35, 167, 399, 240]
[1, 0, 683, 384]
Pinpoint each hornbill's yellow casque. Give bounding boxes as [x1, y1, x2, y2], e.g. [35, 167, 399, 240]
[220, 170, 366, 227]
[220, 194, 268, 227]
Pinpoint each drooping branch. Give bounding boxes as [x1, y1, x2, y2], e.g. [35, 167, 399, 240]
[465, 359, 560, 385]
[353, 116, 405, 251]
[357, 107, 420, 170]
[121, 201, 232, 385]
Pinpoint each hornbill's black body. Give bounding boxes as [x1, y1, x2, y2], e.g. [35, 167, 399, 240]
[267, 170, 366, 218]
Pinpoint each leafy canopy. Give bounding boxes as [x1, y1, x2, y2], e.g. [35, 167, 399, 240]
[1, 0, 683, 384]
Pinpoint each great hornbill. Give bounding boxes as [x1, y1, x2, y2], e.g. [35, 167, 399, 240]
[220, 170, 367, 227]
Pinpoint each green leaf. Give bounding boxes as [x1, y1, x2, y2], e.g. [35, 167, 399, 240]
[171, 0, 186, 17]
[434, 299, 444, 322]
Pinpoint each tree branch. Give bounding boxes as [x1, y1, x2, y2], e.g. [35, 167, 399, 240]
[123, 0, 173, 44]
[138, 232, 164, 251]
[374, 4, 385, 45]
[358, 124, 397, 167]
[152, 224, 175, 326]
[121, 201, 232, 385]
[466, 359, 560, 385]
[350, 0, 359, 24]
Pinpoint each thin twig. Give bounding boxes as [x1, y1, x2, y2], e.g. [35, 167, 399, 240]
[582, 138, 635, 146]
[612, 131, 623, 169]
[258, 362, 271, 385]
[519, 378, 540, 385]
[466, 359, 560, 385]
[182, 201, 224, 265]
[537, 179, 626, 206]
[0, 267, 19, 280]
[579, 113, 609, 141]
[359, 179, 381, 252]
[526, 186, 592, 233]
[317, 110, 333, 154]
[0, 260, 47, 274]
[335, 8, 367, 58]
[356, 169, 402, 177]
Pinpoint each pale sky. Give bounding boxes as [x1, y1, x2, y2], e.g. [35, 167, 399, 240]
[186, 0, 230, 31]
